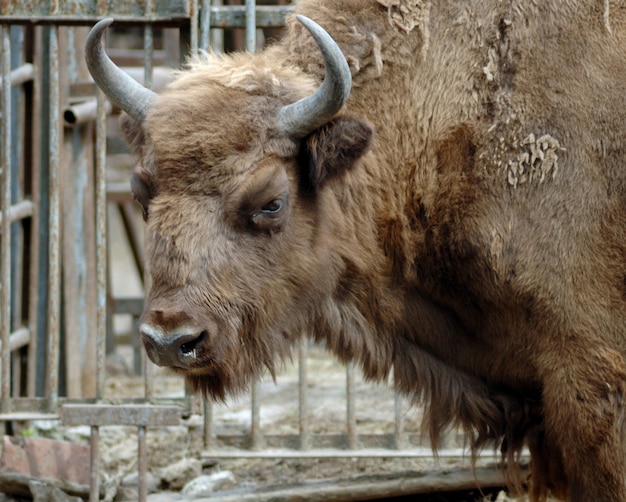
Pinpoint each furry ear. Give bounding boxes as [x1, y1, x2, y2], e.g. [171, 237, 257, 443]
[299, 115, 374, 191]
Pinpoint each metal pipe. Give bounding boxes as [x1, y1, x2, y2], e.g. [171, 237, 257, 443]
[94, 54, 107, 402]
[0, 62, 35, 88]
[190, 0, 199, 56]
[0, 199, 33, 225]
[27, 24, 42, 399]
[46, 24, 61, 410]
[245, 0, 256, 52]
[200, 0, 211, 51]
[1, 24, 13, 414]
[250, 380, 262, 450]
[63, 98, 112, 127]
[138, 426, 147, 501]
[9, 327, 30, 351]
[142, 18, 155, 402]
[89, 426, 100, 502]
[394, 392, 404, 449]
[203, 397, 213, 450]
[346, 363, 357, 449]
[298, 337, 309, 450]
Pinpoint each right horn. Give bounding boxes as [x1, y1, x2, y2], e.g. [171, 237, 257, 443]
[277, 15, 352, 139]
[85, 18, 156, 122]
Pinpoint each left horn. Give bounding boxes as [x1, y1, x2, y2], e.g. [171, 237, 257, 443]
[85, 18, 156, 122]
[277, 15, 352, 138]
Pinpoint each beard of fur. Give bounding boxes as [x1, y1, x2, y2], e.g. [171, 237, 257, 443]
[186, 312, 297, 402]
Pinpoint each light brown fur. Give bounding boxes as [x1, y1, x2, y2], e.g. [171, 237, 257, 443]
[120, 1, 626, 500]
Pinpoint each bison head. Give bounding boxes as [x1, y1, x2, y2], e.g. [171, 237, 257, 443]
[86, 16, 374, 399]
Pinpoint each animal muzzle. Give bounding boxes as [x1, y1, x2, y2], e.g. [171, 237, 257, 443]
[140, 320, 207, 369]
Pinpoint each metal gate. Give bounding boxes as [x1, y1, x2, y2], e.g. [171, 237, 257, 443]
[0, 2, 511, 501]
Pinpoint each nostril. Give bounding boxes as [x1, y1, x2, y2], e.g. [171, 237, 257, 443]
[179, 330, 208, 357]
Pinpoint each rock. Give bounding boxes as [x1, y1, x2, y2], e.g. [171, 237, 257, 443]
[29, 479, 82, 502]
[160, 458, 202, 491]
[114, 485, 138, 502]
[0, 435, 90, 487]
[181, 471, 236, 497]
[121, 471, 160, 493]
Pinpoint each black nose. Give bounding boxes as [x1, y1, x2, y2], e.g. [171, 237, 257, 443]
[140, 324, 206, 368]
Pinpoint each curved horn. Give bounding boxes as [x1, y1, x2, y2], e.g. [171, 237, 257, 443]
[85, 18, 156, 122]
[277, 15, 352, 138]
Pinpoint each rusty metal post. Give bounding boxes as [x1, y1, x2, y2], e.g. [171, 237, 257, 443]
[138, 426, 148, 501]
[27, 25, 42, 399]
[298, 337, 309, 450]
[346, 362, 357, 449]
[46, 24, 61, 410]
[245, 0, 256, 52]
[190, 0, 199, 56]
[95, 33, 108, 403]
[203, 397, 214, 450]
[250, 380, 262, 449]
[200, 0, 211, 51]
[394, 392, 405, 449]
[89, 425, 100, 502]
[0, 23, 12, 414]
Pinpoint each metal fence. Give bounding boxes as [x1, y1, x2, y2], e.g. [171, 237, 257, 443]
[0, 2, 506, 501]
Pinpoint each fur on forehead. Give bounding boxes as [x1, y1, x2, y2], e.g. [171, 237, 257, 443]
[170, 47, 318, 102]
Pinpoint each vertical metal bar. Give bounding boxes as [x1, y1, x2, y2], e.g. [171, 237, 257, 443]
[138, 426, 147, 502]
[203, 398, 213, 450]
[210, 0, 224, 54]
[0, 24, 12, 413]
[32, 42, 45, 399]
[142, 14, 155, 402]
[94, 33, 108, 401]
[298, 337, 309, 450]
[245, 0, 256, 53]
[143, 29, 154, 91]
[190, 0, 199, 56]
[89, 426, 100, 502]
[200, 0, 211, 51]
[27, 24, 42, 398]
[250, 380, 261, 450]
[394, 392, 404, 449]
[198, 0, 211, 51]
[46, 25, 60, 409]
[346, 363, 357, 449]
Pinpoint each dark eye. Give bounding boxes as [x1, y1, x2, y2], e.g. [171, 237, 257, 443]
[250, 194, 288, 232]
[261, 199, 284, 214]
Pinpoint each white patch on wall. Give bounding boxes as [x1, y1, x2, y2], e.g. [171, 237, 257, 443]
[506, 133, 564, 188]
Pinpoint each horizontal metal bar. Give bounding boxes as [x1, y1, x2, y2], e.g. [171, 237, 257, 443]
[0, 200, 33, 226]
[0, 396, 189, 413]
[63, 98, 112, 127]
[210, 5, 292, 29]
[0, 63, 35, 88]
[0, 0, 190, 19]
[9, 327, 30, 351]
[201, 447, 529, 460]
[0, 5, 293, 27]
[60, 403, 182, 426]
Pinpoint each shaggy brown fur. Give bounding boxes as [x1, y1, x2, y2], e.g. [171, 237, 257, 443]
[118, 1, 626, 500]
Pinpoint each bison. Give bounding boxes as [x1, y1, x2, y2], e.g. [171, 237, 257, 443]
[85, 1, 626, 500]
